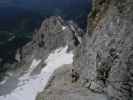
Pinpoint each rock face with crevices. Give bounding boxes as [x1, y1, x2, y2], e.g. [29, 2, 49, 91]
[74, 0, 133, 99]
[37, 0, 133, 100]
[0, 16, 83, 83]
[15, 16, 83, 65]
[1, 0, 133, 100]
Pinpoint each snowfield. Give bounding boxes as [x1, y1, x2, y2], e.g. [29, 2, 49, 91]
[0, 46, 73, 100]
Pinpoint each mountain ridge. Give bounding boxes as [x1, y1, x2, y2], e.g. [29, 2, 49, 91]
[1, 0, 133, 100]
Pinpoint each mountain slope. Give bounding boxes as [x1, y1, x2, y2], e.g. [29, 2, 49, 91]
[0, 46, 73, 100]
[0, 16, 83, 100]
[1, 0, 133, 100]
[36, 0, 133, 100]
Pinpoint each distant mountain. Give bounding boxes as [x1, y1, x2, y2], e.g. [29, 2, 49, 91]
[0, 0, 91, 71]
[0, 16, 83, 85]
[0, 0, 91, 32]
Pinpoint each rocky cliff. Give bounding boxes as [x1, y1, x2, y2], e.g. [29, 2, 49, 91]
[36, 0, 133, 100]
[0, 16, 83, 85]
[15, 16, 83, 66]
[74, 0, 133, 99]
[0, 0, 133, 100]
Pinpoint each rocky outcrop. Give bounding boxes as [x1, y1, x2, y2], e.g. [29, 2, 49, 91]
[36, 0, 133, 100]
[74, 0, 133, 99]
[0, 16, 83, 85]
[15, 16, 83, 65]
[1, 0, 132, 100]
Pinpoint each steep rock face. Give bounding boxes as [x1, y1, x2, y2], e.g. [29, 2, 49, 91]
[15, 16, 83, 65]
[74, 0, 133, 99]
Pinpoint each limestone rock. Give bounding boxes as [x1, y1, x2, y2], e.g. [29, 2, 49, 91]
[74, 0, 133, 99]
[16, 16, 83, 64]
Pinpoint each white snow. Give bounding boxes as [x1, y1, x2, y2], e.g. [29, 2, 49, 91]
[62, 26, 67, 30]
[0, 72, 13, 85]
[0, 46, 73, 100]
[8, 36, 15, 41]
[29, 59, 42, 73]
[19, 59, 41, 80]
[77, 35, 82, 43]
[0, 77, 8, 85]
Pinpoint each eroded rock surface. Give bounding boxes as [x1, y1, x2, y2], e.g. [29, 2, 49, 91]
[0, 16, 83, 98]
[37, 0, 133, 100]
[74, 0, 133, 99]
[15, 16, 83, 66]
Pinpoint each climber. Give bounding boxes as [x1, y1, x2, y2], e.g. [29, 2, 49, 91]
[71, 69, 79, 83]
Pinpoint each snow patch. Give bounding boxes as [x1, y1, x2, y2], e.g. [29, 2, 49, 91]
[20, 59, 41, 80]
[0, 72, 13, 85]
[8, 36, 15, 41]
[42, 46, 73, 73]
[62, 26, 66, 30]
[0, 77, 8, 85]
[0, 46, 73, 100]
[6, 72, 13, 77]
[27, 59, 42, 75]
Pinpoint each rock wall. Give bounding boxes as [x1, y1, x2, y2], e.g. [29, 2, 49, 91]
[74, 0, 133, 99]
